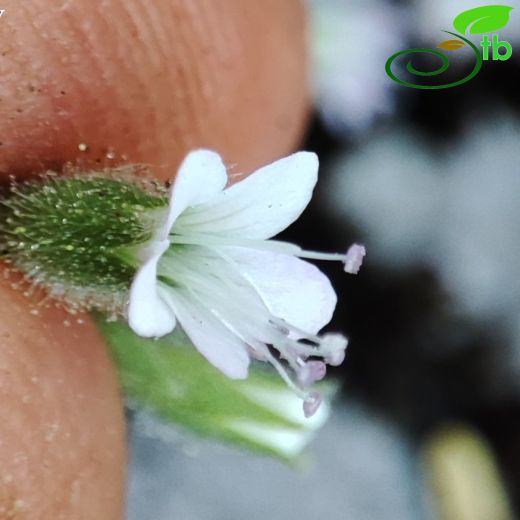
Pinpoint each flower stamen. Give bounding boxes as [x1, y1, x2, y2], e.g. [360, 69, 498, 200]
[156, 243, 351, 417]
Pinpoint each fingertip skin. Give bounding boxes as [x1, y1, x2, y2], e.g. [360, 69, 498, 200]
[0, 0, 309, 180]
[0, 271, 126, 519]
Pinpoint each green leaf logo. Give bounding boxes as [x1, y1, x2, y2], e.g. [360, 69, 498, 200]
[453, 5, 513, 34]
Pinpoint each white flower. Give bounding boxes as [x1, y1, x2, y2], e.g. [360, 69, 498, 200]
[128, 150, 364, 416]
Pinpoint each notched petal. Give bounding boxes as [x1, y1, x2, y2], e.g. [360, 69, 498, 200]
[176, 151, 320, 239]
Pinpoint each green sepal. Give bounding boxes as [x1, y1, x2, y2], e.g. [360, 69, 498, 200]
[97, 317, 334, 463]
[0, 173, 167, 311]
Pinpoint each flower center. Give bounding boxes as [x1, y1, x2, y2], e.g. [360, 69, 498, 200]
[157, 240, 353, 417]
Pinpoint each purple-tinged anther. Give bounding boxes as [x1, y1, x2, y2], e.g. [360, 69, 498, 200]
[321, 333, 348, 366]
[344, 243, 366, 274]
[303, 391, 323, 418]
[297, 360, 327, 387]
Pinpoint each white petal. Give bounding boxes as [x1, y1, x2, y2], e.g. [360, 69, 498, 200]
[161, 288, 250, 379]
[176, 152, 319, 239]
[158, 149, 228, 239]
[128, 240, 177, 337]
[224, 247, 337, 335]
